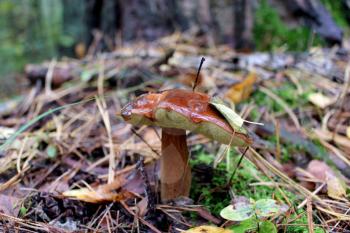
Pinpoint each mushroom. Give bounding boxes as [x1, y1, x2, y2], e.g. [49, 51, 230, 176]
[121, 89, 252, 201]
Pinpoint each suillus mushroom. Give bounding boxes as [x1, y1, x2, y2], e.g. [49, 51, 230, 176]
[121, 89, 252, 201]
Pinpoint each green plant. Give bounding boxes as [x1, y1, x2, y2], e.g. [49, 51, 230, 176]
[220, 197, 286, 233]
[253, 0, 325, 51]
[320, 0, 349, 29]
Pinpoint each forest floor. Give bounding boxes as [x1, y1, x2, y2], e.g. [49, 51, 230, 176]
[0, 33, 350, 233]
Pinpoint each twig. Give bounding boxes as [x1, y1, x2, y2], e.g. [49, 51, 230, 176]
[136, 157, 156, 212]
[259, 86, 301, 129]
[120, 201, 162, 233]
[131, 128, 160, 157]
[306, 197, 315, 233]
[192, 57, 205, 92]
[227, 146, 249, 186]
[45, 59, 56, 96]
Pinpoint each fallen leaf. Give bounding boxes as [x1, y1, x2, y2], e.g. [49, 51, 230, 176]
[346, 127, 350, 139]
[225, 72, 257, 104]
[306, 160, 347, 199]
[326, 173, 347, 200]
[136, 197, 148, 217]
[184, 226, 232, 233]
[306, 160, 334, 181]
[308, 92, 335, 109]
[63, 176, 136, 203]
[63, 188, 135, 203]
[210, 100, 244, 128]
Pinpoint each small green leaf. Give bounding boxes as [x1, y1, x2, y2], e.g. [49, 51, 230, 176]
[255, 199, 280, 217]
[46, 144, 57, 158]
[229, 218, 257, 233]
[210, 100, 244, 128]
[81, 70, 95, 82]
[220, 204, 254, 221]
[259, 221, 277, 233]
[19, 206, 27, 216]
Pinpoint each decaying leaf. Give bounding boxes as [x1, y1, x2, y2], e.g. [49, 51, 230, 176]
[63, 176, 136, 203]
[225, 72, 257, 104]
[183, 225, 232, 233]
[326, 173, 347, 200]
[306, 160, 347, 199]
[210, 100, 244, 128]
[308, 92, 335, 109]
[63, 188, 135, 203]
[306, 160, 334, 181]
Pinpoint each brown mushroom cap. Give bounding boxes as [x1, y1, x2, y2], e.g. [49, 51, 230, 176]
[121, 89, 252, 146]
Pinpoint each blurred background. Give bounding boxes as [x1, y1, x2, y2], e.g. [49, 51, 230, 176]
[0, 0, 349, 99]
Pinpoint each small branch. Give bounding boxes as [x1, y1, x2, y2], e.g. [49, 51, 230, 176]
[136, 157, 156, 212]
[227, 146, 249, 186]
[192, 57, 205, 92]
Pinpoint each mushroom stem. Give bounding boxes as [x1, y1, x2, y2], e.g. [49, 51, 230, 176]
[161, 128, 191, 201]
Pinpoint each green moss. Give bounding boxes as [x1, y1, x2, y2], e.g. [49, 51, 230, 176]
[189, 144, 314, 232]
[320, 0, 349, 29]
[189, 148, 299, 216]
[190, 151, 230, 215]
[250, 82, 310, 116]
[253, 0, 325, 51]
[285, 211, 326, 233]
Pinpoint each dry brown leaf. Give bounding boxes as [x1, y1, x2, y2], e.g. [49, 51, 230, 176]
[183, 226, 232, 233]
[306, 160, 347, 199]
[136, 197, 149, 217]
[307, 160, 334, 181]
[225, 72, 257, 104]
[63, 176, 136, 203]
[63, 188, 135, 203]
[313, 128, 350, 149]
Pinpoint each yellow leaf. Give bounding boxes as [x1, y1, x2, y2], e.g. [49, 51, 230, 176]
[183, 226, 233, 233]
[210, 101, 244, 127]
[225, 72, 257, 104]
[326, 173, 347, 200]
[308, 93, 335, 109]
[63, 188, 133, 203]
[346, 127, 350, 139]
